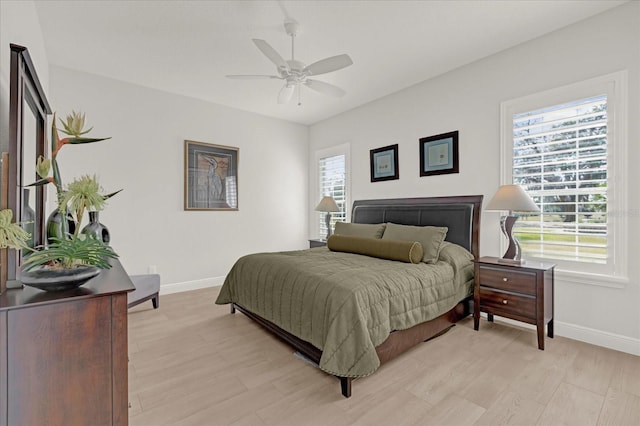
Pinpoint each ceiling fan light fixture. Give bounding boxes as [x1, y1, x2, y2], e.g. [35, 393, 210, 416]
[277, 83, 296, 104]
[227, 18, 353, 105]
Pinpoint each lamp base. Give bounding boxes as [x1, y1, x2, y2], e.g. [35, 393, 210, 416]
[325, 212, 332, 240]
[500, 215, 522, 262]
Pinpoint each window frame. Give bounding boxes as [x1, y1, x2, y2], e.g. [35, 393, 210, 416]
[313, 143, 350, 239]
[499, 71, 628, 286]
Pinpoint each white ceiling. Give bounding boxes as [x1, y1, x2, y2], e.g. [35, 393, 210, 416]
[34, 0, 626, 126]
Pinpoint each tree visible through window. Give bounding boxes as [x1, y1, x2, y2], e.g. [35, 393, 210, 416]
[318, 154, 346, 238]
[512, 95, 608, 263]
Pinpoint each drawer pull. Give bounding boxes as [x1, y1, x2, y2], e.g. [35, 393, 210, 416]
[502, 277, 508, 282]
[502, 299, 508, 305]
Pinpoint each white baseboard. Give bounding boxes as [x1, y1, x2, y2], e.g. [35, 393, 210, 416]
[554, 321, 640, 356]
[481, 314, 640, 356]
[159, 276, 225, 295]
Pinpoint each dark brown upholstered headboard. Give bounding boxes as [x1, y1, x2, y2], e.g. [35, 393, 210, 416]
[351, 195, 483, 259]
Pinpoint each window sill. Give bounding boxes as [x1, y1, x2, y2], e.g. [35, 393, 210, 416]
[555, 268, 629, 289]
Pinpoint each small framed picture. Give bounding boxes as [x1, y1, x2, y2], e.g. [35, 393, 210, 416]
[184, 140, 239, 210]
[419, 131, 459, 177]
[370, 144, 399, 182]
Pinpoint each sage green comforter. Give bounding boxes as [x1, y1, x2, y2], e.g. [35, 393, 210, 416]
[215, 242, 473, 378]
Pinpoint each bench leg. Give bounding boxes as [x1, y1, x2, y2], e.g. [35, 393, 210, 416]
[152, 294, 159, 309]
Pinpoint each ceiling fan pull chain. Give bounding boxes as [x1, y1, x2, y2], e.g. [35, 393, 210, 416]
[298, 84, 302, 106]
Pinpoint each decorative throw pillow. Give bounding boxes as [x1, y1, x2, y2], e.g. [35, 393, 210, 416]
[327, 234, 423, 264]
[381, 223, 448, 264]
[333, 222, 386, 239]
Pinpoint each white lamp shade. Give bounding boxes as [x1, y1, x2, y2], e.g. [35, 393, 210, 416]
[485, 184, 540, 213]
[315, 196, 340, 212]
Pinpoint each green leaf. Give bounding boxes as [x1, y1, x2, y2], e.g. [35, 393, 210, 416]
[103, 189, 123, 200]
[25, 178, 51, 187]
[51, 112, 59, 154]
[67, 137, 111, 144]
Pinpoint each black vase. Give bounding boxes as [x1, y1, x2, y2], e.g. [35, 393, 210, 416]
[46, 208, 76, 244]
[22, 188, 36, 251]
[81, 211, 110, 244]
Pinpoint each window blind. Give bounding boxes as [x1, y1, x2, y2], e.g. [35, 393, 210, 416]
[512, 95, 608, 263]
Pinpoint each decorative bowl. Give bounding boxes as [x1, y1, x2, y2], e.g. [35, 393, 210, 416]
[20, 265, 101, 292]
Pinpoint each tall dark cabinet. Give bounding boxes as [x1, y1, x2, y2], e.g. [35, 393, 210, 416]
[0, 261, 134, 425]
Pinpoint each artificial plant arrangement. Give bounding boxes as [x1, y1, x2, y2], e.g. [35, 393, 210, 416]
[24, 111, 120, 275]
[0, 208, 114, 271]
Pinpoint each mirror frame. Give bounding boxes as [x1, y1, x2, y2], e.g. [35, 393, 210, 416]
[8, 44, 51, 280]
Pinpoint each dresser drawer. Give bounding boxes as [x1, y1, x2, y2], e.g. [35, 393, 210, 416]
[478, 265, 536, 295]
[479, 287, 536, 320]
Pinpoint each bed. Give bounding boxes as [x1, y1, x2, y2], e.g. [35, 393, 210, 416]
[215, 195, 482, 397]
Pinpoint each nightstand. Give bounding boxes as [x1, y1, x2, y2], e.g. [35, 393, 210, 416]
[474, 256, 555, 350]
[309, 239, 327, 248]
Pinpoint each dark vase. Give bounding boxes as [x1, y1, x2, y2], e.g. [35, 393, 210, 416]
[46, 208, 76, 244]
[81, 211, 110, 244]
[22, 188, 36, 251]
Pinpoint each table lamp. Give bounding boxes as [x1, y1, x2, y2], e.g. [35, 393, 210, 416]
[315, 196, 339, 240]
[485, 184, 540, 263]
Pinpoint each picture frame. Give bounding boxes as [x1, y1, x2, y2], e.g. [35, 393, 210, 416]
[184, 140, 239, 210]
[419, 130, 459, 177]
[370, 144, 399, 182]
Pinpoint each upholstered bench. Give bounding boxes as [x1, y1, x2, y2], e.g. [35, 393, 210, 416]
[128, 274, 160, 309]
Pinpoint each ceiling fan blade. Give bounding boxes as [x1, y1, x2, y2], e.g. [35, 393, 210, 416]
[226, 75, 281, 80]
[304, 79, 346, 98]
[303, 54, 353, 76]
[252, 39, 289, 72]
[278, 84, 295, 104]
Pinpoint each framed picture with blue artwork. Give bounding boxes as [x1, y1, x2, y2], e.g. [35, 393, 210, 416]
[370, 144, 399, 182]
[419, 131, 459, 177]
[184, 140, 239, 210]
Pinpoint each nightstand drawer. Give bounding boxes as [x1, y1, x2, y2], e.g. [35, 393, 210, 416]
[479, 287, 536, 319]
[478, 266, 536, 295]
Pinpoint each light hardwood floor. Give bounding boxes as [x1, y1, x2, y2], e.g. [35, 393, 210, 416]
[128, 287, 640, 426]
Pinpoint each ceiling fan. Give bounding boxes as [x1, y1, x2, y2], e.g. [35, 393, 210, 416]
[226, 18, 353, 105]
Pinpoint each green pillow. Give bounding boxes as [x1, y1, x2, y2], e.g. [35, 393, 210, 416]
[381, 223, 448, 264]
[333, 222, 386, 239]
[327, 234, 423, 264]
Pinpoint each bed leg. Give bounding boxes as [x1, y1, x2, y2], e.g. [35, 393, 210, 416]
[339, 377, 352, 398]
[230, 304, 236, 314]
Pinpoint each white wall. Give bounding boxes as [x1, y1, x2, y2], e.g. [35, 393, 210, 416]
[309, 3, 640, 355]
[50, 66, 309, 290]
[0, 0, 49, 158]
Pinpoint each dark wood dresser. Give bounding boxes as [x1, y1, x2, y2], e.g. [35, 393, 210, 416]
[0, 261, 134, 426]
[473, 256, 555, 350]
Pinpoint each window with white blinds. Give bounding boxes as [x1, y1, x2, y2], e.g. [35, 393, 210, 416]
[501, 71, 628, 280]
[512, 95, 608, 264]
[318, 154, 346, 238]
